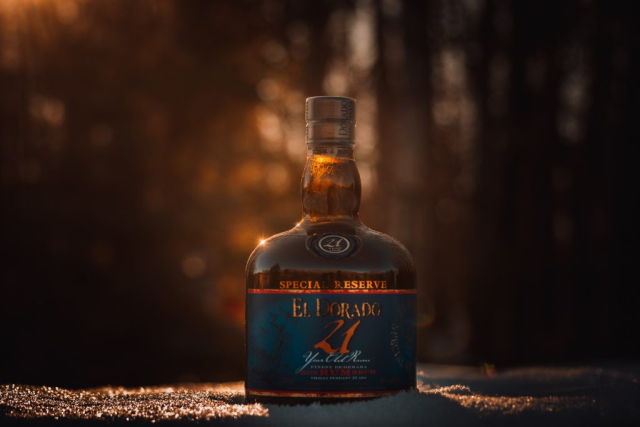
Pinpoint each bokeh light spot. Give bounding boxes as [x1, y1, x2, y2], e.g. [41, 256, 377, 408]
[181, 254, 207, 279]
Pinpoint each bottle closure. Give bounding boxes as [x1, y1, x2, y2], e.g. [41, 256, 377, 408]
[306, 96, 356, 144]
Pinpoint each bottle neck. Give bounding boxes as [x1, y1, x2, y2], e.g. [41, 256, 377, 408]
[301, 143, 362, 225]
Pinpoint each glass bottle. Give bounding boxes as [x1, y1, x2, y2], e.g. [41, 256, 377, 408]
[245, 96, 416, 404]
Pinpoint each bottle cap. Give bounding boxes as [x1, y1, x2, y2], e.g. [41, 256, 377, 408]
[305, 96, 356, 143]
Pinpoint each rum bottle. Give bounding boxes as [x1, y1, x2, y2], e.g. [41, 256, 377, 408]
[245, 96, 417, 403]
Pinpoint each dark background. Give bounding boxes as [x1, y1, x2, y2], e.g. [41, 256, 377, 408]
[1, 0, 637, 387]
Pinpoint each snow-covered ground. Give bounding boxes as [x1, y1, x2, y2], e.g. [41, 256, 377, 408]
[2, 363, 638, 426]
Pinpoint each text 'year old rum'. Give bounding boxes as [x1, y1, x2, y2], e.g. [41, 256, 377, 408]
[245, 96, 417, 403]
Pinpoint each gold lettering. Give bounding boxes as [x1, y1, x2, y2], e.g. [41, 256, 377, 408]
[293, 298, 303, 317]
[330, 302, 341, 316]
[317, 298, 330, 317]
[313, 299, 383, 318]
[352, 303, 362, 317]
[372, 302, 381, 316]
[340, 303, 352, 319]
[293, 297, 311, 317]
[280, 281, 285, 289]
[361, 302, 371, 317]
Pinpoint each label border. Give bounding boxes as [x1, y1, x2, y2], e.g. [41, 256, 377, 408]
[247, 289, 417, 294]
[245, 388, 408, 398]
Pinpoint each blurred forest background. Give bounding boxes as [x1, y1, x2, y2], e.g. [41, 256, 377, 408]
[1, 0, 638, 387]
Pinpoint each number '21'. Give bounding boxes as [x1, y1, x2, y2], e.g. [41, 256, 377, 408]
[314, 319, 361, 354]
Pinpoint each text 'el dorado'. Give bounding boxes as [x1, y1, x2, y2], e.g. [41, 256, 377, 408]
[292, 297, 382, 319]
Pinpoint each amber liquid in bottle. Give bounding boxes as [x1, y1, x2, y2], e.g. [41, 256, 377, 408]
[245, 97, 416, 404]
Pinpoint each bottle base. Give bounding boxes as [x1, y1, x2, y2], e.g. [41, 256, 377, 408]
[245, 388, 414, 405]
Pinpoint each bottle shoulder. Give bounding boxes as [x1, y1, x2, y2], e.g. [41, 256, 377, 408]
[246, 224, 416, 286]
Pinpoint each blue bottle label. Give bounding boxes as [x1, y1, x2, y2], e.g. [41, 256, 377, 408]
[246, 289, 416, 397]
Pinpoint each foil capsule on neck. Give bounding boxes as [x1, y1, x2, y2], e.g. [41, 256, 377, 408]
[305, 96, 356, 143]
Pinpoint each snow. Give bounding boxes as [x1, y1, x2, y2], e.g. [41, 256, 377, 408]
[1, 363, 638, 426]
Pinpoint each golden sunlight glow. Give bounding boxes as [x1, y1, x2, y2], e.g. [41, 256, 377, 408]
[259, 238, 266, 246]
[0, 0, 59, 14]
